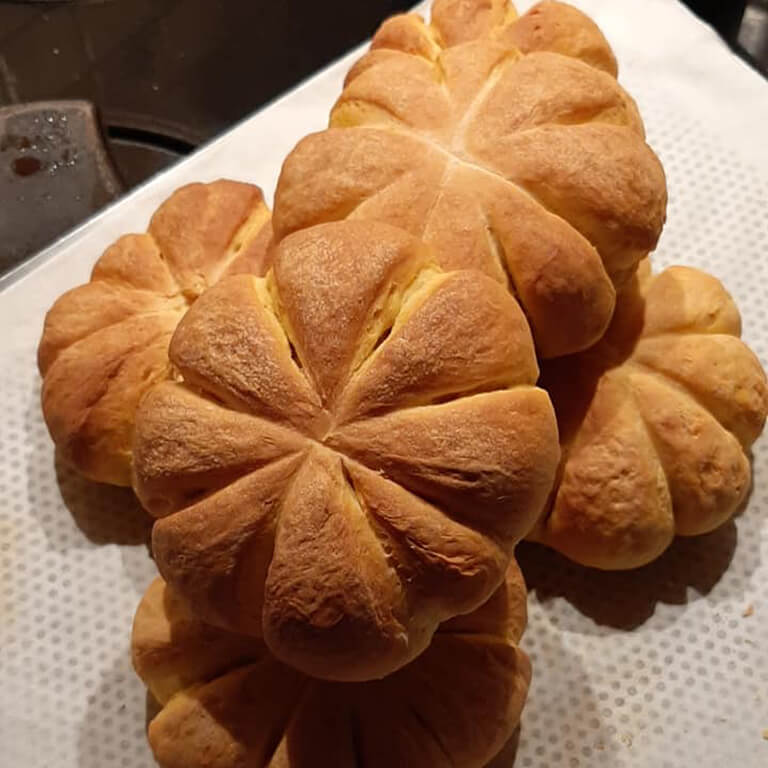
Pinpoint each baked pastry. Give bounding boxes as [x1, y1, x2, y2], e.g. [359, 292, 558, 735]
[38, 181, 272, 486]
[531, 262, 768, 569]
[132, 561, 531, 768]
[133, 220, 559, 681]
[273, 0, 667, 358]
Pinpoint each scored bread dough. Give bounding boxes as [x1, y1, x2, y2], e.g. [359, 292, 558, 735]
[273, 0, 667, 358]
[132, 561, 532, 768]
[38, 181, 273, 486]
[132, 220, 560, 682]
[532, 262, 768, 569]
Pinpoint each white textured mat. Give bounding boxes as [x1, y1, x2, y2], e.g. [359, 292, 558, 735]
[1, 1, 767, 766]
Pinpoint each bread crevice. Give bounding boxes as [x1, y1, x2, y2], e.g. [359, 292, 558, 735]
[408, 701, 454, 765]
[256, 274, 314, 391]
[348, 706, 367, 768]
[343, 446, 507, 548]
[338, 457, 412, 634]
[629, 357, 745, 445]
[147, 232, 185, 297]
[209, 199, 274, 287]
[451, 49, 513, 153]
[340, 457, 420, 620]
[346, 263, 446, 385]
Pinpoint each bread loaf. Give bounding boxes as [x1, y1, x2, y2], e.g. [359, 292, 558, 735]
[133, 220, 559, 681]
[532, 262, 768, 569]
[133, 562, 531, 768]
[38, 181, 273, 485]
[273, 0, 667, 358]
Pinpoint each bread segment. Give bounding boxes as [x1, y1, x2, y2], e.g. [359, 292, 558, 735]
[133, 220, 558, 680]
[535, 266, 767, 568]
[38, 181, 273, 485]
[133, 562, 532, 768]
[274, 0, 667, 357]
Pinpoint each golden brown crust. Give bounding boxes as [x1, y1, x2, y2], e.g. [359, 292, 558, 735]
[262, 448, 417, 681]
[431, 0, 515, 47]
[167, 274, 323, 430]
[147, 180, 272, 301]
[150, 456, 305, 637]
[133, 384, 308, 516]
[332, 269, 539, 421]
[38, 180, 272, 485]
[131, 578, 262, 706]
[273, 0, 667, 358]
[37, 235, 179, 375]
[500, 0, 618, 75]
[133, 562, 531, 768]
[370, 13, 442, 61]
[133, 220, 559, 681]
[42, 313, 179, 486]
[534, 266, 768, 569]
[270, 222, 435, 405]
[328, 389, 558, 541]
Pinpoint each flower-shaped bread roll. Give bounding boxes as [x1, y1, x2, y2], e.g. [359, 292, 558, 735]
[38, 181, 273, 485]
[132, 562, 531, 768]
[273, 0, 667, 357]
[133, 221, 559, 680]
[533, 263, 768, 569]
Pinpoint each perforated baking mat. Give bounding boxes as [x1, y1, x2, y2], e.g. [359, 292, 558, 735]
[2, 1, 767, 766]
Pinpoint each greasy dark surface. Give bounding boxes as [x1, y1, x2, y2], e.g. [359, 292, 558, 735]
[0, 1, 415, 147]
[0, 0, 414, 268]
[0, 100, 122, 273]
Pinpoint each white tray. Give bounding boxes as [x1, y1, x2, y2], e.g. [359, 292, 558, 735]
[2, 1, 768, 766]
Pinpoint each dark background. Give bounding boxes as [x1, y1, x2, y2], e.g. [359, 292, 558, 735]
[0, 0, 766, 271]
[0, 0, 415, 186]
